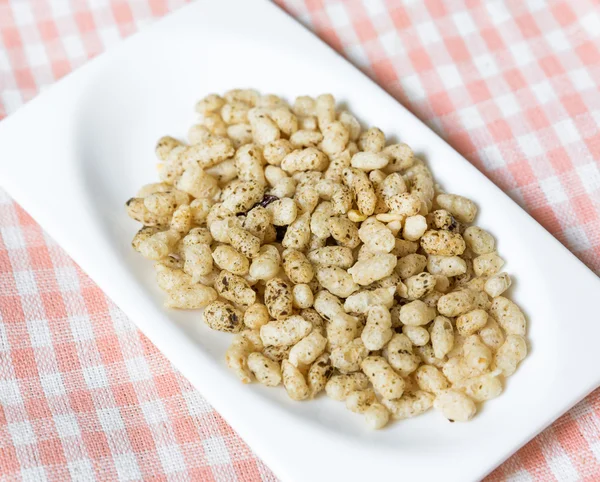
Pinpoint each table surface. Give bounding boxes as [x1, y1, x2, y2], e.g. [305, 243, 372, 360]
[1, 1, 599, 481]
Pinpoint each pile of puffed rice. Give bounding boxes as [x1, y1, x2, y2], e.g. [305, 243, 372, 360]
[126, 89, 528, 429]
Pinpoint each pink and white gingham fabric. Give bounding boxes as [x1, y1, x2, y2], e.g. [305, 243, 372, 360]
[1, 0, 599, 480]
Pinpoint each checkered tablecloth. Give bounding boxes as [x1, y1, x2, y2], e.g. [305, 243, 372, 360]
[1, 0, 599, 480]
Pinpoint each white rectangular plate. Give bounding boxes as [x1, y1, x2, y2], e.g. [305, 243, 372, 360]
[1, 1, 599, 481]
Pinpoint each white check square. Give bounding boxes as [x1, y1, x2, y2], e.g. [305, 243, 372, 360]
[8, 421, 36, 446]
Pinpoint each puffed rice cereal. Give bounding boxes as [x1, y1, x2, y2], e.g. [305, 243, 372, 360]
[126, 89, 529, 429]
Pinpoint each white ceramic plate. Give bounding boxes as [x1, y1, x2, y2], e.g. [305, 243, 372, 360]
[1, 1, 599, 480]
